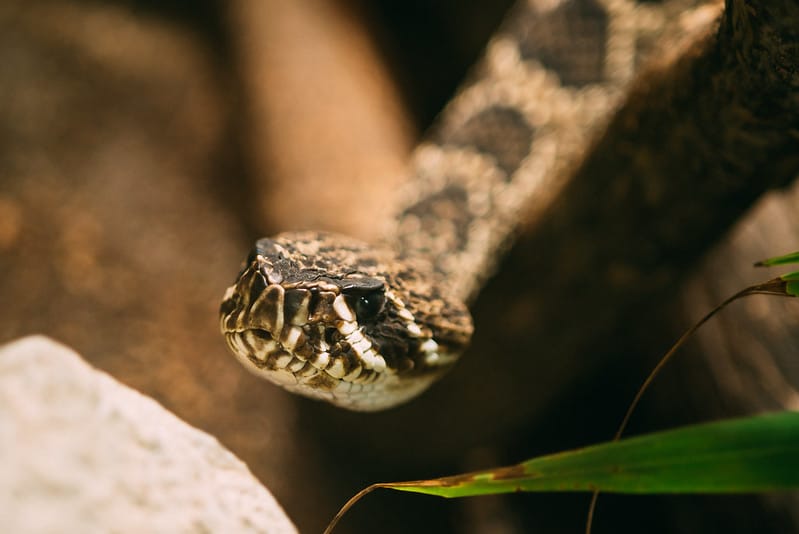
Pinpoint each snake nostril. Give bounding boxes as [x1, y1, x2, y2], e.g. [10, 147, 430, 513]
[219, 294, 238, 316]
[252, 329, 272, 340]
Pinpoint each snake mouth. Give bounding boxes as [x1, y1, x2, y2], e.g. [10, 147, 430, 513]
[220, 279, 461, 409]
[223, 326, 449, 411]
[223, 327, 391, 405]
[220, 268, 395, 390]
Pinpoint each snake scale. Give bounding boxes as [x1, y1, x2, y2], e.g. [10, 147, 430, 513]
[220, 0, 721, 411]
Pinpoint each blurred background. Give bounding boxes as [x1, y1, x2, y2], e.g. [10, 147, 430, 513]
[1, 0, 797, 532]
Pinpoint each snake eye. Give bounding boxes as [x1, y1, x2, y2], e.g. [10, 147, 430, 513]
[341, 278, 386, 323]
[346, 291, 385, 323]
[355, 292, 385, 322]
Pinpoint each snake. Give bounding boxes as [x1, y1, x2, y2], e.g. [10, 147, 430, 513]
[220, 0, 720, 411]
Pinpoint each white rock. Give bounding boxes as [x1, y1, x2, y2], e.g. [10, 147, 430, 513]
[0, 336, 297, 534]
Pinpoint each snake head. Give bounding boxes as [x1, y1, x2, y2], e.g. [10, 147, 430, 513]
[219, 231, 473, 411]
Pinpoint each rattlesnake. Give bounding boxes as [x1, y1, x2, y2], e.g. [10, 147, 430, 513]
[220, 0, 723, 411]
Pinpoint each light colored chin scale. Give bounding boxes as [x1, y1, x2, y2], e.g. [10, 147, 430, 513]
[225, 329, 454, 411]
[286, 373, 445, 412]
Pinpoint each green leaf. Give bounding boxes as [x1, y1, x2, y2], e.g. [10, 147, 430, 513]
[385, 412, 799, 498]
[780, 271, 799, 296]
[755, 251, 799, 267]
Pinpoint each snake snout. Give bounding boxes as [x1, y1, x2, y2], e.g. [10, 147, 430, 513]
[219, 231, 473, 410]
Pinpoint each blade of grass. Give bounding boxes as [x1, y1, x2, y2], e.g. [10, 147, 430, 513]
[389, 412, 799, 496]
[754, 250, 799, 267]
[780, 271, 799, 296]
[325, 412, 799, 533]
[586, 275, 797, 531]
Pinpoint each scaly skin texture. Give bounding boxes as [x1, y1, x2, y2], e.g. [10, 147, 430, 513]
[220, 0, 725, 410]
[220, 232, 471, 411]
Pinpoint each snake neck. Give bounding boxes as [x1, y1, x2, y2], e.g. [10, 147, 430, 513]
[385, 0, 717, 303]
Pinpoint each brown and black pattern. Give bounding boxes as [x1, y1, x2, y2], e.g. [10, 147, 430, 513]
[220, 231, 472, 410]
[512, 0, 610, 87]
[221, 0, 722, 409]
[439, 106, 535, 177]
[391, 0, 712, 303]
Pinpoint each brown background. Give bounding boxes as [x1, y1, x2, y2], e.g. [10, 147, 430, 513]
[1, 1, 797, 532]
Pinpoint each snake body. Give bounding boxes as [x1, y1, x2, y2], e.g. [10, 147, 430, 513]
[220, 0, 718, 411]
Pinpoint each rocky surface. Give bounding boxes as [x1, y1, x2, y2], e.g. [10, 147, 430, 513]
[0, 336, 297, 534]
